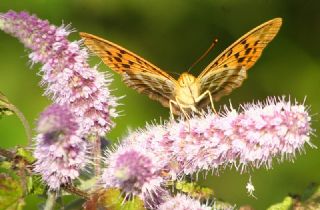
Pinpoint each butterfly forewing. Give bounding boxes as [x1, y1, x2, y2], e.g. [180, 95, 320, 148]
[80, 32, 178, 108]
[197, 18, 282, 107]
[80, 18, 282, 116]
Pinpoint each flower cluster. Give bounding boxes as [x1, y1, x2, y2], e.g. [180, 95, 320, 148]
[1, 10, 315, 210]
[157, 194, 211, 210]
[102, 144, 167, 208]
[0, 11, 118, 136]
[101, 97, 312, 206]
[33, 104, 87, 189]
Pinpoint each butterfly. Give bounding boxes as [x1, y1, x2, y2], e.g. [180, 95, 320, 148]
[80, 18, 282, 118]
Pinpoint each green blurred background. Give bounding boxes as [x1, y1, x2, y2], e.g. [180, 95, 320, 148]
[0, 0, 319, 209]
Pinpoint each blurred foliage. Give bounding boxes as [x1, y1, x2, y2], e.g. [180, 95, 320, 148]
[0, 91, 15, 118]
[0, 0, 319, 209]
[174, 180, 214, 200]
[83, 188, 145, 210]
[0, 173, 25, 210]
[266, 183, 320, 210]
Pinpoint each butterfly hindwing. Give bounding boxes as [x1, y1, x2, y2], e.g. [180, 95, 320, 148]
[80, 32, 178, 108]
[197, 18, 282, 107]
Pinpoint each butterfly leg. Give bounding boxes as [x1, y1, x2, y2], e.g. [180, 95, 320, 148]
[169, 99, 191, 120]
[169, 100, 176, 120]
[196, 90, 217, 114]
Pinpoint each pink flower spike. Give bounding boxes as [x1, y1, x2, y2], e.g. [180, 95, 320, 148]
[119, 97, 313, 179]
[102, 143, 168, 208]
[0, 10, 118, 136]
[157, 194, 211, 210]
[33, 104, 87, 190]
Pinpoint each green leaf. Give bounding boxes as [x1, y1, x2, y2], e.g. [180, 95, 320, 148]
[121, 195, 145, 210]
[266, 197, 293, 210]
[175, 180, 213, 200]
[0, 173, 25, 210]
[266, 183, 320, 209]
[99, 188, 123, 210]
[0, 160, 13, 170]
[83, 188, 146, 210]
[0, 91, 15, 118]
[16, 147, 35, 163]
[27, 175, 46, 196]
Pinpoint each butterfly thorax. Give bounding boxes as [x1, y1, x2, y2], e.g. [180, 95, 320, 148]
[175, 72, 200, 106]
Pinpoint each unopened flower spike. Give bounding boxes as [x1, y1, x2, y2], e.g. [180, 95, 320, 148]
[0, 10, 118, 136]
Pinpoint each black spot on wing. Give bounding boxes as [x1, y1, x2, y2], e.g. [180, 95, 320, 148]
[245, 48, 252, 55]
[114, 57, 122, 62]
[122, 64, 130, 68]
[238, 57, 245, 63]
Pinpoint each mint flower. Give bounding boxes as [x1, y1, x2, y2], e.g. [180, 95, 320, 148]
[0, 11, 118, 136]
[120, 97, 312, 179]
[33, 104, 87, 189]
[157, 194, 211, 210]
[102, 144, 167, 208]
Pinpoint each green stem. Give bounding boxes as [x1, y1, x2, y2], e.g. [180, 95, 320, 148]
[64, 184, 89, 199]
[44, 191, 56, 210]
[0, 147, 15, 159]
[9, 104, 33, 145]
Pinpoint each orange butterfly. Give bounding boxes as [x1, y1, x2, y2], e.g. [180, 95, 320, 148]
[80, 18, 282, 118]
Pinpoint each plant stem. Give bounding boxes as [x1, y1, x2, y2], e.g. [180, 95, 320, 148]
[93, 136, 101, 177]
[10, 104, 33, 145]
[0, 147, 15, 159]
[44, 191, 56, 210]
[64, 184, 89, 199]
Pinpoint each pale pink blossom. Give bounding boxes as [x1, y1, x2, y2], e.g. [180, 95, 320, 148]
[120, 97, 312, 179]
[157, 194, 211, 210]
[0, 10, 118, 136]
[33, 104, 87, 189]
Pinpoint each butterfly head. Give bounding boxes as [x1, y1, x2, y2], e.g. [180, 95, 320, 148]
[178, 72, 196, 87]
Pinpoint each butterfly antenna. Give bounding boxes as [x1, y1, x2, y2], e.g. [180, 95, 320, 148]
[187, 38, 218, 72]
